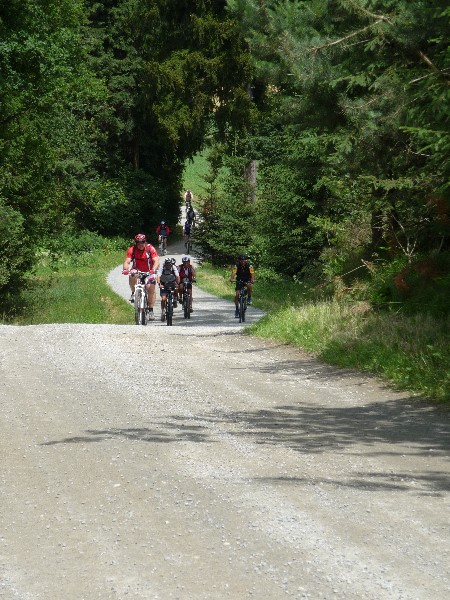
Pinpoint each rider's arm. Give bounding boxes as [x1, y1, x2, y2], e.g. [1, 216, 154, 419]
[123, 248, 133, 271]
[230, 266, 237, 283]
[249, 265, 255, 284]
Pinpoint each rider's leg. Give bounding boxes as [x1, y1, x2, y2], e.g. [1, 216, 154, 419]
[160, 289, 167, 320]
[129, 273, 138, 293]
[178, 283, 184, 303]
[234, 289, 239, 316]
[235, 289, 240, 307]
[129, 273, 138, 301]
[246, 283, 253, 304]
[160, 288, 167, 310]
[146, 282, 156, 309]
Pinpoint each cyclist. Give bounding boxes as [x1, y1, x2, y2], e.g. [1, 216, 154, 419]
[230, 254, 255, 318]
[177, 255, 196, 313]
[155, 221, 172, 253]
[186, 205, 196, 225]
[157, 258, 180, 321]
[184, 189, 193, 209]
[122, 234, 160, 321]
[183, 220, 193, 248]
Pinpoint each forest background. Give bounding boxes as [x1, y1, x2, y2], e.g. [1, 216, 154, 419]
[1, 1, 449, 400]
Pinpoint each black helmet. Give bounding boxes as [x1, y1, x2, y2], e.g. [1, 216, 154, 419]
[238, 254, 248, 261]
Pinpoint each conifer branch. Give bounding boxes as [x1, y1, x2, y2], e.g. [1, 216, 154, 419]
[417, 51, 450, 85]
[346, 0, 394, 25]
[310, 21, 383, 53]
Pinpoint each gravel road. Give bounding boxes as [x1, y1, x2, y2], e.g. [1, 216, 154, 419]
[1, 241, 449, 600]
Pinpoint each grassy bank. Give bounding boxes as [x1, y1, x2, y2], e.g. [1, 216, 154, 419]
[1, 249, 132, 325]
[196, 263, 450, 403]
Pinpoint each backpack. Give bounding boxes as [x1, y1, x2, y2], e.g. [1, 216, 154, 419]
[160, 267, 176, 287]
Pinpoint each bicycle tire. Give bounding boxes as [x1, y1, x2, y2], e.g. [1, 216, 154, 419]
[166, 292, 173, 326]
[134, 288, 142, 325]
[239, 293, 245, 323]
[141, 291, 148, 326]
[183, 291, 189, 319]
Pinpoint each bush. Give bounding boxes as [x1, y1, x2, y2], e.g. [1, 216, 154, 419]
[0, 200, 33, 291]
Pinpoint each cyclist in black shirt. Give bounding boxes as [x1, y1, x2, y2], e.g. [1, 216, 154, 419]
[230, 255, 255, 318]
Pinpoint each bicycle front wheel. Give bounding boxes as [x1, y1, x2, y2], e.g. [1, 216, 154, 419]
[183, 292, 189, 319]
[166, 293, 173, 326]
[141, 291, 148, 325]
[239, 293, 246, 323]
[134, 288, 142, 325]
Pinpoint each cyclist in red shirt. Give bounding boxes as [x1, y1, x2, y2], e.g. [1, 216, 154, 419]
[122, 234, 160, 320]
[177, 255, 196, 312]
[155, 221, 172, 254]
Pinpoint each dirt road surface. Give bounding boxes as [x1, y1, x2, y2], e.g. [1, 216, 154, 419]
[1, 241, 449, 599]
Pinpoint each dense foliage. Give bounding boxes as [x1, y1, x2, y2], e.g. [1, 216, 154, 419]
[0, 0, 252, 298]
[199, 0, 449, 313]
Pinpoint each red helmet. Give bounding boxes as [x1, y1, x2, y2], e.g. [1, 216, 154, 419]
[134, 234, 146, 242]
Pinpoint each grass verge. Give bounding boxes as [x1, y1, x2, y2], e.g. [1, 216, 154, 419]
[196, 262, 450, 403]
[2, 250, 132, 325]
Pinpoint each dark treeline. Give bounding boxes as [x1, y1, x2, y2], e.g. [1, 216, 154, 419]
[1, 0, 449, 314]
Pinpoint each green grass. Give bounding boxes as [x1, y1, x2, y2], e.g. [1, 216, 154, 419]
[196, 262, 450, 403]
[2, 250, 133, 325]
[182, 149, 230, 204]
[182, 151, 210, 201]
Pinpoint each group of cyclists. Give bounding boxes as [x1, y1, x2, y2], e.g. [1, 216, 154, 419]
[121, 189, 255, 322]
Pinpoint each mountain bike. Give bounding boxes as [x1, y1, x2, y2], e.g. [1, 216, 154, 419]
[236, 280, 248, 323]
[133, 271, 152, 325]
[164, 284, 176, 326]
[181, 276, 191, 319]
[158, 235, 168, 256]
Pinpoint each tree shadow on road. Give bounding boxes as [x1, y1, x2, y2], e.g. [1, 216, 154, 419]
[41, 423, 212, 446]
[193, 398, 450, 457]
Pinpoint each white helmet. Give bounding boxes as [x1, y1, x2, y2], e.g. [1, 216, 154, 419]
[182, 255, 190, 262]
